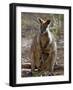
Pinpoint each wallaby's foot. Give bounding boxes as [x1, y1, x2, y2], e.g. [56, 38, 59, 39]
[48, 72, 54, 76]
[38, 67, 41, 72]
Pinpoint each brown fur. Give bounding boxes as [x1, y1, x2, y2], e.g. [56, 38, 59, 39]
[31, 18, 57, 75]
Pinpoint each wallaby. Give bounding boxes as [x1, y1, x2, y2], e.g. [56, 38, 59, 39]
[31, 18, 57, 76]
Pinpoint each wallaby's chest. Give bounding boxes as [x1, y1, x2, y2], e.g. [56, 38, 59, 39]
[40, 32, 49, 49]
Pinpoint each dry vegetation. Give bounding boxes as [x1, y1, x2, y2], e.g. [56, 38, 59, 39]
[21, 12, 64, 77]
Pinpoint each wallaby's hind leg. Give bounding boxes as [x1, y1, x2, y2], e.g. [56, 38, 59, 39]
[31, 51, 41, 73]
[49, 51, 57, 76]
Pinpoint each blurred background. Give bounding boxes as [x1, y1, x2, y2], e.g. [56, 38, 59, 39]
[21, 12, 64, 77]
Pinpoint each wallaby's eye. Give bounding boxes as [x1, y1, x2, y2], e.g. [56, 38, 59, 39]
[40, 24, 46, 33]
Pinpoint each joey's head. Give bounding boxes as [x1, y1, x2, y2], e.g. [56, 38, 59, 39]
[38, 18, 51, 34]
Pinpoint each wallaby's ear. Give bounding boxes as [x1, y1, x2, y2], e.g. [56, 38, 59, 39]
[38, 17, 45, 24]
[45, 20, 50, 25]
